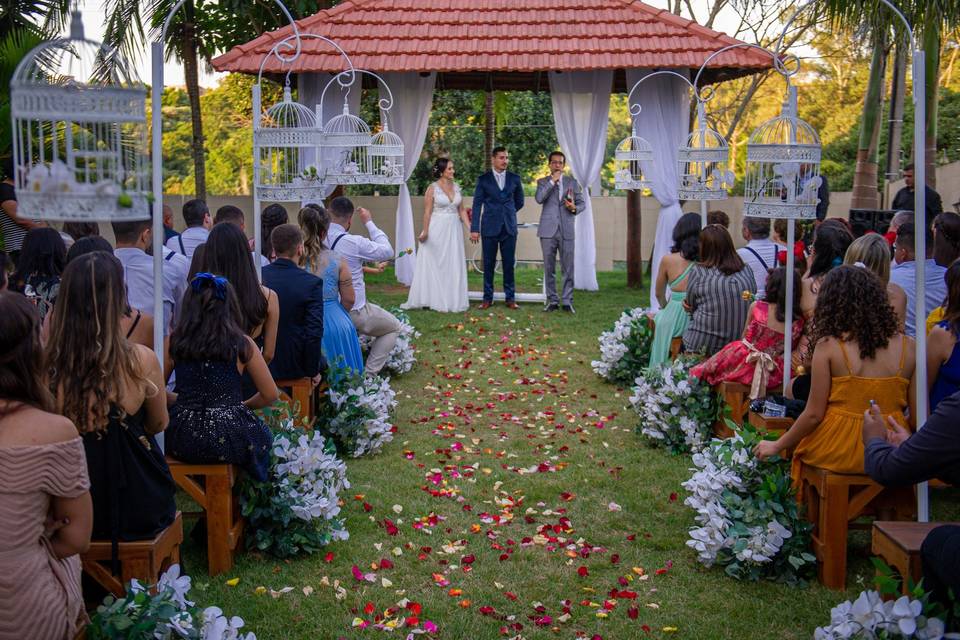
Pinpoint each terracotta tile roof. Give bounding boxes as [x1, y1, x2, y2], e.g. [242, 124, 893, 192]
[212, 0, 773, 82]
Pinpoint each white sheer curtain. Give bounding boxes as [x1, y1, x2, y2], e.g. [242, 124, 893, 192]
[298, 73, 362, 200]
[380, 72, 436, 286]
[549, 70, 612, 291]
[626, 69, 691, 310]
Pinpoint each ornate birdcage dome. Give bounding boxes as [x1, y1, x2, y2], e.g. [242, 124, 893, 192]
[678, 114, 733, 200]
[10, 13, 150, 221]
[614, 128, 654, 191]
[321, 101, 372, 185]
[367, 123, 404, 185]
[254, 86, 326, 201]
[743, 90, 822, 219]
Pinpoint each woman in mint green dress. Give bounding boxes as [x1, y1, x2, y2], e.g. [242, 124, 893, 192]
[649, 212, 701, 367]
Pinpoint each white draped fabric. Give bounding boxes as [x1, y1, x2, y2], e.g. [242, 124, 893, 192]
[549, 70, 612, 291]
[380, 72, 436, 286]
[297, 73, 362, 200]
[626, 69, 691, 311]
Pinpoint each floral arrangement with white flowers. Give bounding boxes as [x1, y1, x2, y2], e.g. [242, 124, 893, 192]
[815, 589, 958, 639]
[591, 307, 655, 385]
[87, 564, 254, 639]
[681, 424, 815, 583]
[241, 404, 349, 558]
[359, 308, 420, 375]
[320, 367, 397, 457]
[629, 356, 719, 454]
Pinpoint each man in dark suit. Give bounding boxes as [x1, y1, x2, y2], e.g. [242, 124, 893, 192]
[261, 224, 325, 383]
[471, 146, 525, 309]
[891, 163, 943, 227]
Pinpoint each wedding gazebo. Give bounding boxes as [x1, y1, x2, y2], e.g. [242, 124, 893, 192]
[213, 0, 773, 302]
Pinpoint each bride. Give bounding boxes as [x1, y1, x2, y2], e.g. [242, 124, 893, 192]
[402, 158, 470, 312]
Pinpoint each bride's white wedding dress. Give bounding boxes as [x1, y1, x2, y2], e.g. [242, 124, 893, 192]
[402, 182, 469, 312]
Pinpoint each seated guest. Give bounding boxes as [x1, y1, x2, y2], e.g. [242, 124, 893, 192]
[650, 212, 700, 367]
[691, 267, 804, 397]
[299, 205, 363, 377]
[162, 204, 179, 243]
[862, 395, 960, 615]
[928, 261, 960, 413]
[258, 203, 289, 262]
[46, 252, 175, 546]
[326, 197, 399, 377]
[932, 211, 960, 267]
[0, 291, 92, 640]
[194, 223, 278, 364]
[66, 236, 155, 350]
[262, 224, 325, 382]
[11, 227, 66, 325]
[890, 215, 946, 337]
[682, 224, 756, 357]
[165, 199, 210, 258]
[214, 204, 269, 268]
[61, 222, 100, 245]
[166, 273, 277, 480]
[754, 266, 916, 490]
[707, 210, 729, 229]
[113, 217, 190, 334]
[845, 233, 907, 329]
[737, 216, 779, 298]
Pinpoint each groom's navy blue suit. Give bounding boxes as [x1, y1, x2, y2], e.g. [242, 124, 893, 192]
[471, 171, 525, 302]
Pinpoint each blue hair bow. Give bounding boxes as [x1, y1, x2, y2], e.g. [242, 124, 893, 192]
[831, 256, 843, 268]
[191, 272, 228, 300]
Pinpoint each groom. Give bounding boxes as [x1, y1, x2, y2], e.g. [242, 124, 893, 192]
[471, 146, 525, 309]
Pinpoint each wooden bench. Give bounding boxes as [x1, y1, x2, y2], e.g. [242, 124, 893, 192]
[748, 411, 794, 436]
[800, 464, 916, 589]
[81, 512, 183, 597]
[166, 458, 243, 576]
[872, 521, 959, 594]
[713, 382, 751, 438]
[275, 378, 315, 427]
[669, 337, 683, 359]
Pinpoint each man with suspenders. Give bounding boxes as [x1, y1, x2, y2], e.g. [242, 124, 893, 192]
[736, 216, 779, 298]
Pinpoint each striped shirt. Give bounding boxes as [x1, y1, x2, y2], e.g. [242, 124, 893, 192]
[0, 182, 28, 252]
[682, 265, 757, 356]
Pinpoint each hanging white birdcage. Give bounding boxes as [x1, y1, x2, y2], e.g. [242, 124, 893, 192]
[367, 122, 404, 185]
[743, 86, 821, 219]
[254, 86, 326, 202]
[613, 126, 654, 191]
[321, 100, 372, 185]
[10, 13, 149, 221]
[678, 104, 733, 200]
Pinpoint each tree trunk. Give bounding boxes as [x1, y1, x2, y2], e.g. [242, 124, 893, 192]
[850, 31, 887, 209]
[484, 90, 494, 171]
[884, 41, 907, 207]
[182, 0, 206, 200]
[626, 189, 643, 288]
[923, 12, 941, 189]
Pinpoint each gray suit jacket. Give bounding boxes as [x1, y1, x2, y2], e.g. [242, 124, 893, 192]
[535, 175, 585, 240]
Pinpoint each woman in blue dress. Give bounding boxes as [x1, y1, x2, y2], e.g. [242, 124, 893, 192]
[299, 205, 364, 378]
[928, 260, 960, 413]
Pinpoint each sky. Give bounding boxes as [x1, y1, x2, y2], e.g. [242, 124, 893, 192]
[65, 0, 774, 89]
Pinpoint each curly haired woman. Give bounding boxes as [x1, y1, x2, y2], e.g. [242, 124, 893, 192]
[754, 265, 916, 490]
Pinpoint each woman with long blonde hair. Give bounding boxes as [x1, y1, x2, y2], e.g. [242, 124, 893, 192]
[46, 252, 175, 548]
[844, 233, 907, 328]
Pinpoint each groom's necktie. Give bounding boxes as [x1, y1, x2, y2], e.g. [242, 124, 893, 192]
[495, 172, 504, 190]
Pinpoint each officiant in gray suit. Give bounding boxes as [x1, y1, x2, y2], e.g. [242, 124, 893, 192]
[535, 151, 584, 313]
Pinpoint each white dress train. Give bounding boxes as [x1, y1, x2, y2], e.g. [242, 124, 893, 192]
[402, 182, 469, 312]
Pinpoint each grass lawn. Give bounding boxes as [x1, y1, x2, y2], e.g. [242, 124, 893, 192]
[179, 269, 960, 640]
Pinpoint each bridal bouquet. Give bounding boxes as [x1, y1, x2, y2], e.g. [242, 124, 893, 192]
[629, 357, 718, 454]
[591, 307, 654, 385]
[240, 404, 349, 558]
[359, 308, 420, 375]
[682, 425, 814, 583]
[320, 367, 397, 457]
[87, 565, 255, 639]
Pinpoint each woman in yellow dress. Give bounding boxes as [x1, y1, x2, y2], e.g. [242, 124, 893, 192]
[754, 265, 916, 489]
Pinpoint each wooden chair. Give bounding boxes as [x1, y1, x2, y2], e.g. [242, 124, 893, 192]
[747, 411, 794, 436]
[81, 512, 184, 597]
[872, 521, 959, 594]
[275, 378, 314, 427]
[669, 337, 683, 359]
[713, 382, 751, 438]
[166, 458, 243, 576]
[800, 464, 916, 589]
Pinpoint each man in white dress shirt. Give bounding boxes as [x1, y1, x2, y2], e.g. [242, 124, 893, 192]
[165, 199, 211, 258]
[736, 216, 779, 297]
[113, 217, 190, 334]
[325, 196, 399, 377]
